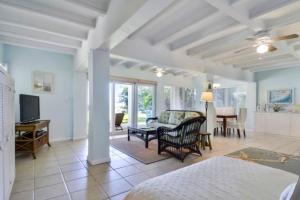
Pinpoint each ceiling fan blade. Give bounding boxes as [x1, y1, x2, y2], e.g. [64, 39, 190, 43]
[234, 47, 253, 54]
[273, 34, 299, 41]
[245, 37, 256, 41]
[268, 45, 277, 52]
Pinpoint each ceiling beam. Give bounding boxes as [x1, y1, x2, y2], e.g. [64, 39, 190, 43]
[0, 8, 87, 41]
[187, 29, 252, 57]
[203, 0, 264, 31]
[62, 0, 107, 16]
[233, 54, 294, 66]
[249, 0, 299, 19]
[0, 34, 76, 54]
[0, 23, 82, 49]
[0, 0, 95, 29]
[237, 57, 297, 69]
[152, 11, 222, 46]
[247, 61, 300, 72]
[169, 20, 243, 52]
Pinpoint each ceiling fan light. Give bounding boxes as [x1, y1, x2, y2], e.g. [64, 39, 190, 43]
[156, 71, 163, 77]
[256, 44, 269, 54]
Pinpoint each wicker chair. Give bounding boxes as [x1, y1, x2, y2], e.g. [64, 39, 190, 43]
[115, 113, 125, 130]
[157, 116, 206, 162]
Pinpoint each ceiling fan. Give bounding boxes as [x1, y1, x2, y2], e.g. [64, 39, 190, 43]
[234, 30, 299, 54]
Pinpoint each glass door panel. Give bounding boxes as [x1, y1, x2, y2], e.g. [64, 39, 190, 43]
[137, 85, 155, 125]
[114, 83, 133, 127]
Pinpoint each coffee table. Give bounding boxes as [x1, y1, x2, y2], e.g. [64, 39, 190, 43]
[127, 125, 157, 148]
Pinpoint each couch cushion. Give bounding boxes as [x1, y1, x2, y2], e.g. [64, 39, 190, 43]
[184, 111, 202, 119]
[156, 123, 176, 129]
[168, 111, 185, 125]
[158, 111, 171, 124]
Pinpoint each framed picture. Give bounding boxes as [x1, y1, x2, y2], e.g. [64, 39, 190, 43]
[268, 89, 294, 104]
[32, 71, 55, 94]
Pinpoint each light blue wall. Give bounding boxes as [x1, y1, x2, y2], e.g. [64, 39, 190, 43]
[4, 45, 74, 141]
[256, 67, 300, 105]
[0, 43, 4, 64]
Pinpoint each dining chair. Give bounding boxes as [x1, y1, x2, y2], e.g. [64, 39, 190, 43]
[208, 103, 222, 136]
[227, 108, 247, 137]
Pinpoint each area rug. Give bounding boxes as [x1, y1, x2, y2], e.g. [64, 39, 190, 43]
[226, 147, 300, 175]
[110, 137, 171, 164]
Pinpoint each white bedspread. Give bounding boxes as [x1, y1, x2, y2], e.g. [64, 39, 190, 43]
[126, 156, 298, 200]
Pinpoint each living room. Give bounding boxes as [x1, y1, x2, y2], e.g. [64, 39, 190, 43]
[1, 0, 300, 200]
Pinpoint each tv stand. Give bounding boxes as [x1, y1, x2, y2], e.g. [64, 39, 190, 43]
[15, 120, 51, 159]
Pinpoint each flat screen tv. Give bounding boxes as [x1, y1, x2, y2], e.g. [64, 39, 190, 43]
[20, 94, 40, 123]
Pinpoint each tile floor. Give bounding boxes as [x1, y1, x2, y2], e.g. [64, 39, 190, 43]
[11, 132, 300, 200]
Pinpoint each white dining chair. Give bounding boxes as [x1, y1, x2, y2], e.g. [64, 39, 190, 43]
[227, 108, 247, 138]
[207, 103, 222, 135]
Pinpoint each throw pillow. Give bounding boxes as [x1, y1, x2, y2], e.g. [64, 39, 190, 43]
[168, 111, 185, 125]
[158, 111, 170, 124]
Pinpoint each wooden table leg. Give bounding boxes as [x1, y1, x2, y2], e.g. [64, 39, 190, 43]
[127, 129, 130, 141]
[145, 133, 149, 148]
[222, 118, 227, 137]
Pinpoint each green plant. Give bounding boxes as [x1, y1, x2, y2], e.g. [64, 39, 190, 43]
[273, 104, 281, 112]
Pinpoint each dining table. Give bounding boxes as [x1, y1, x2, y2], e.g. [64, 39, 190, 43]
[216, 114, 237, 137]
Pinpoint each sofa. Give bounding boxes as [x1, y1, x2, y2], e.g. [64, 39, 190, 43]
[146, 110, 204, 128]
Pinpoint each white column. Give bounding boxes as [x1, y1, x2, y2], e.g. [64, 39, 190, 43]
[88, 48, 110, 165]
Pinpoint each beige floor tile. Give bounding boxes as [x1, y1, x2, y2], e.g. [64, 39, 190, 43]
[63, 168, 90, 182]
[58, 157, 80, 166]
[93, 170, 123, 185]
[87, 163, 112, 175]
[66, 176, 97, 193]
[34, 183, 68, 200]
[115, 165, 142, 177]
[125, 173, 149, 186]
[35, 166, 60, 177]
[10, 190, 34, 200]
[110, 192, 129, 200]
[60, 162, 85, 173]
[35, 174, 64, 189]
[49, 194, 71, 200]
[109, 159, 131, 169]
[70, 185, 108, 200]
[12, 179, 34, 193]
[102, 179, 132, 197]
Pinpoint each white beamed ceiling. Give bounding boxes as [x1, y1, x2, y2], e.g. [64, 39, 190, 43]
[1, 0, 300, 74]
[126, 0, 300, 72]
[0, 0, 110, 55]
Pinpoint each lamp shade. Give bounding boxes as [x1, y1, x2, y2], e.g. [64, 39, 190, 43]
[201, 91, 214, 102]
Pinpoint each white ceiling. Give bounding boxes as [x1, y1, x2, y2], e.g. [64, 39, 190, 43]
[1, 0, 300, 74]
[0, 0, 110, 54]
[126, 0, 300, 73]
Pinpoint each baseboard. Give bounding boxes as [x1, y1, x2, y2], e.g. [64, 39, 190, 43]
[72, 135, 87, 140]
[87, 157, 111, 165]
[50, 137, 72, 142]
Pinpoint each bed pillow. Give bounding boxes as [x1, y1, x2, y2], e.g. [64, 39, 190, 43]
[280, 183, 296, 200]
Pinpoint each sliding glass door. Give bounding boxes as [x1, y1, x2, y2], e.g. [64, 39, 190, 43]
[114, 83, 133, 127]
[137, 84, 155, 125]
[109, 80, 156, 130]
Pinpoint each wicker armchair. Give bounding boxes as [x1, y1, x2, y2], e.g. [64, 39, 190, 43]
[157, 116, 206, 162]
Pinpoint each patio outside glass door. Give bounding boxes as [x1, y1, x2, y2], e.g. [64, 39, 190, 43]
[137, 84, 155, 125]
[114, 83, 133, 127]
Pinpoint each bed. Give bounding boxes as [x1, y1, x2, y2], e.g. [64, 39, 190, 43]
[125, 156, 298, 200]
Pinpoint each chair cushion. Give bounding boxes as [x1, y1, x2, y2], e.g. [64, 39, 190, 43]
[158, 111, 171, 124]
[168, 111, 185, 125]
[184, 111, 201, 119]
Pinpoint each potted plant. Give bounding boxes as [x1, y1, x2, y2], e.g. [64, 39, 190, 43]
[273, 104, 281, 112]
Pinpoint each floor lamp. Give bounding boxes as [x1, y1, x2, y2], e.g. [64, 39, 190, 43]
[201, 91, 214, 132]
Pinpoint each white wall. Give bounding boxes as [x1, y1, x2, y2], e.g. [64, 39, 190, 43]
[4, 45, 74, 142]
[256, 67, 300, 105]
[110, 66, 206, 115]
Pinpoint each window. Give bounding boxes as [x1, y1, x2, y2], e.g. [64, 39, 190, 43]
[162, 86, 171, 110]
[214, 87, 246, 110]
[179, 87, 196, 110]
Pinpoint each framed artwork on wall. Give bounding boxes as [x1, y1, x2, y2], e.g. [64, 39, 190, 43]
[32, 71, 55, 94]
[268, 89, 294, 104]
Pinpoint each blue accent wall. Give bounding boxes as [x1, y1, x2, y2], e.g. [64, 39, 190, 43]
[4, 44, 74, 141]
[255, 67, 300, 105]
